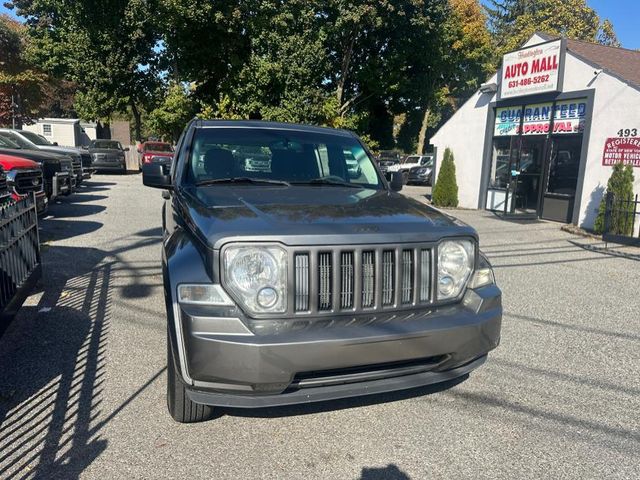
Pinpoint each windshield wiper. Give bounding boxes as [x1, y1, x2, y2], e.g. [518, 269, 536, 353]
[195, 177, 290, 187]
[293, 178, 364, 188]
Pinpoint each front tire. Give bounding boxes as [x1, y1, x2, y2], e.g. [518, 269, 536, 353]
[167, 330, 215, 423]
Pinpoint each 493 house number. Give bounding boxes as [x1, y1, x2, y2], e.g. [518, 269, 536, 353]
[617, 128, 638, 137]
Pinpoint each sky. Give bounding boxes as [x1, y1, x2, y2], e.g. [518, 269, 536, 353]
[1, 1, 639, 49]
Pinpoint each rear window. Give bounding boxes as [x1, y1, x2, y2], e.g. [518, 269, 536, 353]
[92, 140, 122, 150]
[186, 127, 382, 189]
[145, 143, 173, 152]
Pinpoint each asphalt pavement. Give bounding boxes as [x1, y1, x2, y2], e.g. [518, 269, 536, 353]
[0, 175, 638, 479]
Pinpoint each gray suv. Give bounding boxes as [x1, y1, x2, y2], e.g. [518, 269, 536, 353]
[142, 120, 502, 423]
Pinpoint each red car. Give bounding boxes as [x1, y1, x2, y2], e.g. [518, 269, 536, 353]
[138, 141, 174, 171]
[0, 154, 48, 214]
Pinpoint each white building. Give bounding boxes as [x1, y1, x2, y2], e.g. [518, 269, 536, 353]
[23, 118, 97, 147]
[431, 33, 640, 230]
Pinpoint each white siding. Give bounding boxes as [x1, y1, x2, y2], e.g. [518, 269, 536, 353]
[431, 86, 496, 209]
[577, 74, 640, 230]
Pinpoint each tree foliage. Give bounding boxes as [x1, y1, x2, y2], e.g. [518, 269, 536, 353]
[8, 0, 162, 139]
[594, 163, 635, 235]
[145, 82, 196, 141]
[0, 14, 46, 126]
[486, 0, 620, 56]
[432, 148, 459, 208]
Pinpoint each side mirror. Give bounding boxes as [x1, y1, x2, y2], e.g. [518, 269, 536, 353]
[142, 163, 172, 189]
[53, 142, 59, 146]
[390, 171, 404, 192]
[124, 147, 130, 152]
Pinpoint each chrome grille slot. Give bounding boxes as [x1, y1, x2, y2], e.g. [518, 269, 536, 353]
[294, 253, 309, 311]
[361, 251, 375, 308]
[340, 252, 354, 309]
[401, 249, 413, 304]
[318, 252, 332, 310]
[420, 249, 430, 302]
[381, 250, 395, 306]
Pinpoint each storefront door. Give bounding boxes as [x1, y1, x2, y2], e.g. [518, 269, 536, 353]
[512, 136, 546, 214]
[540, 135, 582, 222]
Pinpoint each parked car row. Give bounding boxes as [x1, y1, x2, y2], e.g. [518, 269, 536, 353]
[0, 128, 96, 214]
[375, 152, 434, 185]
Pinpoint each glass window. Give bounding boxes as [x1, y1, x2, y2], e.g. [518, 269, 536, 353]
[546, 136, 582, 195]
[186, 128, 382, 189]
[19, 130, 50, 145]
[490, 138, 512, 188]
[42, 124, 52, 136]
[91, 140, 123, 150]
[144, 142, 173, 152]
[0, 131, 36, 149]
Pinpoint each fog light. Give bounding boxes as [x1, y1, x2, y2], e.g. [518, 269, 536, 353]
[438, 275, 455, 297]
[257, 287, 278, 308]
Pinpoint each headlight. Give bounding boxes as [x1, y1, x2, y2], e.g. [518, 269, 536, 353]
[223, 245, 287, 314]
[437, 239, 474, 300]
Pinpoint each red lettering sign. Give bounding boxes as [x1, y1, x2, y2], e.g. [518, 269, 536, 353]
[602, 137, 640, 167]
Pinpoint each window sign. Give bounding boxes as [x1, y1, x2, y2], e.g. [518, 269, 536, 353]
[518, 102, 553, 135]
[494, 106, 523, 137]
[553, 99, 587, 134]
[500, 40, 563, 99]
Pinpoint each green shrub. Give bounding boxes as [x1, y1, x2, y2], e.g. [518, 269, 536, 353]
[432, 148, 459, 208]
[594, 163, 635, 234]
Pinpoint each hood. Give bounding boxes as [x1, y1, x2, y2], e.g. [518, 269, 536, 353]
[181, 185, 475, 249]
[0, 147, 66, 164]
[0, 154, 40, 169]
[37, 145, 82, 156]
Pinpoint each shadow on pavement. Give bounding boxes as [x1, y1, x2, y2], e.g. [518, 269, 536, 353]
[360, 464, 411, 479]
[0, 246, 111, 479]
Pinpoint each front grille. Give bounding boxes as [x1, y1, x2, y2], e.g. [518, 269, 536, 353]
[67, 154, 81, 175]
[293, 245, 433, 315]
[11, 169, 43, 195]
[80, 152, 92, 168]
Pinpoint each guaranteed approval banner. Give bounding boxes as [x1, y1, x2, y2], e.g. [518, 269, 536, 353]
[602, 137, 640, 167]
[500, 40, 563, 99]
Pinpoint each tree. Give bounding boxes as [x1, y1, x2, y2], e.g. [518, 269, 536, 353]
[163, 0, 454, 149]
[0, 14, 46, 127]
[432, 148, 459, 207]
[145, 83, 196, 141]
[594, 163, 635, 235]
[8, 0, 162, 140]
[485, 0, 620, 56]
[415, 0, 493, 154]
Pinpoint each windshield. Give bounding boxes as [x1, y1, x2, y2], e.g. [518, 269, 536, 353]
[20, 130, 51, 145]
[145, 142, 173, 153]
[0, 131, 37, 149]
[186, 127, 383, 189]
[91, 140, 123, 150]
[0, 135, 21, 149]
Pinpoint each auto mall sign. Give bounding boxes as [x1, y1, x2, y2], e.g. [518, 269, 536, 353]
[500, 39, 564, 99]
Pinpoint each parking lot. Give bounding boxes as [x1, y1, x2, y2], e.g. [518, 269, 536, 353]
[0, 175, 639, 479]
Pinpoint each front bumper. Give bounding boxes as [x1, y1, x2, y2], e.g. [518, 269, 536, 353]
[92, 160, 126, 172]
[177, 284, 501, 408]
[49, 172, 72, 199]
